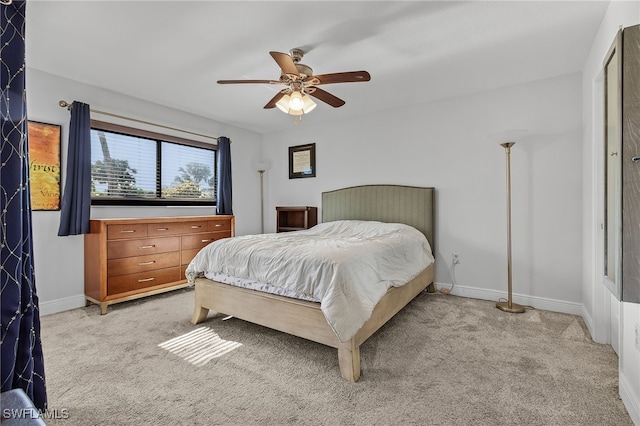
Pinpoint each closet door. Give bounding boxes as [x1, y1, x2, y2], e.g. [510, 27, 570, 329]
[621, 25, 640, 303]
[603, 24, 640, 304]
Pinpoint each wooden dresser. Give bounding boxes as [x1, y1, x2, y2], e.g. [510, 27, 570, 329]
[84, 215, 234, 314]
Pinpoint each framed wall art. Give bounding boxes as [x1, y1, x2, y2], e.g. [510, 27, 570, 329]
[28, 121, 62, 211]
[289, 143, 316, 179]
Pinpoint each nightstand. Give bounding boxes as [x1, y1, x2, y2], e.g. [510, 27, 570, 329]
[276, 206, 317, 232]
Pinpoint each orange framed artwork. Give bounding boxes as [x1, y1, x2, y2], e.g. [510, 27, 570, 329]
[28, 121, 62, 211]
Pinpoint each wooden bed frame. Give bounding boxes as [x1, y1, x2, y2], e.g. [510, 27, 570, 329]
[191, 184, 435, 382]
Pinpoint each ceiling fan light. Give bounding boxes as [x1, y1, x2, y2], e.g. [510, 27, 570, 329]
[289, 91, 304, 110]
[275, 91, 316, 116]
[301, 94, 317, 113]
[275, 94, 291, 113]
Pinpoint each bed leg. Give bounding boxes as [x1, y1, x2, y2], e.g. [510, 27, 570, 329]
[426, 282, 436, 293]
[338, 340, 361, 382]
[191, 305, 210, 324]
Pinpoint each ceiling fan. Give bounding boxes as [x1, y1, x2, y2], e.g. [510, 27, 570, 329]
[217, 49, 371, 115]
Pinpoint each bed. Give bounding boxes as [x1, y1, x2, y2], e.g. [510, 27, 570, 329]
[187, 184, 435, 382]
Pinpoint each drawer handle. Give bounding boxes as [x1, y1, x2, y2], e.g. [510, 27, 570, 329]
[201, 239, 212, 243]
[120, 230, 136, 234]
[214, 224, 223, 227]
[156, 228, 169, 231]
[137, 277, 155, 283]
[138, 245, 156, 249]
[191, 225, 202, 229]
[138, 260, 156, 266]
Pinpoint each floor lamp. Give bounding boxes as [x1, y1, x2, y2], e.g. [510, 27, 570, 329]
[492, 130, 527, 314]
[255, 162, 268, 234]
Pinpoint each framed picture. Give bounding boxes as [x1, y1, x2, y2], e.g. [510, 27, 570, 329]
[289, 143, 316, 179]
[28, 121, 62, 211]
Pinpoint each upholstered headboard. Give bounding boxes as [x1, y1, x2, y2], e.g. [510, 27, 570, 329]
[321, 185, 435, 251]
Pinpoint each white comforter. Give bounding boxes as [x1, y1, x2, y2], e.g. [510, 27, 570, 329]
[185, 220, 434, 342]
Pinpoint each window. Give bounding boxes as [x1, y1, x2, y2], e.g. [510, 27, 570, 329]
[90, 120, 216, 206]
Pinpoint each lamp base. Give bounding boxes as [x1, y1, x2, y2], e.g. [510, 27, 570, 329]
[496, 301, 526, 313]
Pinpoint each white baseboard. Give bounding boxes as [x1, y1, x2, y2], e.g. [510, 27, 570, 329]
[620, 372, 640, 426]
[581, 304, 596, 341]
[42, 285, 583, 319]
[39, 294, 86, 316]
[434, 282, 583, 316]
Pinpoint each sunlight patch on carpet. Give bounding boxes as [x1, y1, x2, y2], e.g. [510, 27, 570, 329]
[159, 327, 242, 366]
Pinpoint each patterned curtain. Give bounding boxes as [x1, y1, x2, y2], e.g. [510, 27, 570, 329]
[216, 136, 233, 215]
[57, 101, 91, 236]
[1, 0, 48, 409]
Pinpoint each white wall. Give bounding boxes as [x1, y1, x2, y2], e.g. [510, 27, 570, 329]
[26, 69, 264, 315]
[25, 3, 640, 419]
[581, 1, 640, 424]
[261, 72, 584, 313]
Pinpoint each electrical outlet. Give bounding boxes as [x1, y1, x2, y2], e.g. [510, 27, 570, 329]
[452, 253, 460, 265]
[635, 323, 640, 352]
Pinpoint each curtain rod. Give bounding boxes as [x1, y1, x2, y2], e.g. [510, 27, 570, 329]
[58, 100, 220, 142]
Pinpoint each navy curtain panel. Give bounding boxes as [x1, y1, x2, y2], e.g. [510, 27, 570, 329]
[216, 136, 233, 215]
[1, 0, 48, 409]
[57, 101, 91, 236]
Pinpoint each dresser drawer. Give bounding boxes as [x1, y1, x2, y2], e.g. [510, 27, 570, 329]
[107, 267, 181, 295]
[107, 251, 180, 277]
[209, 219, 232, 232]
[181, 232, 231, 250]
[107, 237, 180, 259]
[107, 224, 148, 240]
[181, 248, 202, 268]
[147, 221, 209, 236]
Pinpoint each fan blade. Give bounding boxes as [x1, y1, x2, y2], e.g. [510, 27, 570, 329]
[308, 87, 345, 108]
[269, 51, 299, 77]
[313, 71, 371, 85]
[264, 91, 287, 109]
[217, 79, 282, 85]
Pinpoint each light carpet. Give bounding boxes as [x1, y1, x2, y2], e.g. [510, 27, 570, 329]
[40, 289, 632, 425]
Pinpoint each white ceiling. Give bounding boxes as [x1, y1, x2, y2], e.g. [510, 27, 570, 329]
[26, 1, 610, 135]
